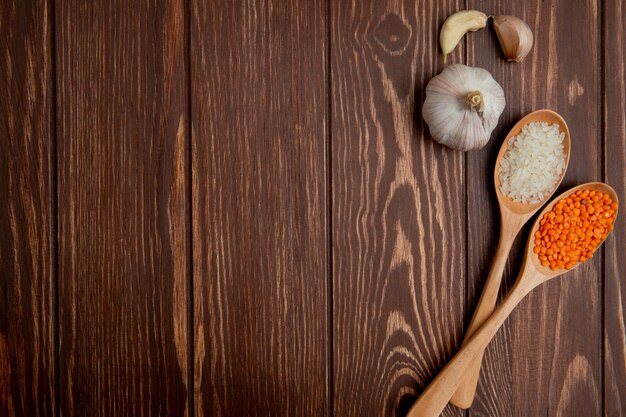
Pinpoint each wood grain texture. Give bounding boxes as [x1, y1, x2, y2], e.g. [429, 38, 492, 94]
[331, 1, 466, 416]
[2, 1, 625, 416]
[191, 0, 329, 415]
[55, 1, 189, 415]
[603, 0, 626, 415]
[466, 1, 602, 415]
[0, 1, 55, 416]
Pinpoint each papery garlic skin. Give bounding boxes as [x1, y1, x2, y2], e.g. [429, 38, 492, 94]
[422, 65, 505, 151]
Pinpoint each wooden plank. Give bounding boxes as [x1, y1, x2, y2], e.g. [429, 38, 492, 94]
[0, 1, 55, 416]
[55, 1, 189, 415]
[191, 0, 329, 415]
[603, 0, 626, 414]
[465, 1, 602, 415]
[331, 1, 466, 416]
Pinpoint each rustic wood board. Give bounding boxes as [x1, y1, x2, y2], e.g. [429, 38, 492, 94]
[1, 0, 625, 416]
[191, 0, 329, 415]
[55, 0, 190, 415]
[0, 1, 55, 416]
[466, 1, 602, 416]
[331, 1, 466, 416]
[603, 0, 626, 414]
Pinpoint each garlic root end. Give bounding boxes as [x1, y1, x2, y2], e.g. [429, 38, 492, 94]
[466, 91, 483, 110]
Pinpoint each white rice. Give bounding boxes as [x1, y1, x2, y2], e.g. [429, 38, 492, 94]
[499, 121, 566, 204]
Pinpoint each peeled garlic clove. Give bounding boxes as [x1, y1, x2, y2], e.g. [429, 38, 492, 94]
[422, 64, 505, 151]
[493, 15, 534, 62]
[440, 10, 488, 64]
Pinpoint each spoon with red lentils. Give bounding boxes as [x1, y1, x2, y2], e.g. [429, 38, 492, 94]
[407, 182, 618, 417]
[533, 187, 617, 270]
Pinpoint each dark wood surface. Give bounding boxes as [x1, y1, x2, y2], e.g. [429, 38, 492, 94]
[0, 1, 55, 416]
[331, 1, 466, 416]
[1, 0, 624, 416]
[55, 0, 189, 415]
[604, 0, 626, 414]
[191, 0, 328, 416]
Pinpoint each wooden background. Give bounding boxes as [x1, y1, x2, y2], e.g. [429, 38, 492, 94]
[1, 0, 624, 416]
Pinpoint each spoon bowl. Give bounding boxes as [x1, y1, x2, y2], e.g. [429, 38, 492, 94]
[526, 182, 618, 281]
[494, 109, 571, 216]
[450, 109, 571, 409]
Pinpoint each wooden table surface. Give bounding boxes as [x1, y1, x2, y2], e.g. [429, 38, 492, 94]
[1, 0, 625, 416]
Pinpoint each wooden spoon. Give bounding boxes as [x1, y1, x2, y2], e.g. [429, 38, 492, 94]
[450, 109, 571, 408]
[407, 182, 618, 417]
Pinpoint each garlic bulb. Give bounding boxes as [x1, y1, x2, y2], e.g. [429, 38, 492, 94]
[422, 64, 505, 151]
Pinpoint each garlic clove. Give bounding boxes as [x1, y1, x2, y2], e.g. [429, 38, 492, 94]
[422, 65, 505, 151]
[440, 10, 488, 64]
[492, 15, 534, 62]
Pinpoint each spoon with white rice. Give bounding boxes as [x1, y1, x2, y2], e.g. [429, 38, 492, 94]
[449, 109, 571, 409]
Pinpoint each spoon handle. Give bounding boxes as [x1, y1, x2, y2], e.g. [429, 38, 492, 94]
[406, 274, 536, 417]
[450, 217, 521, 408]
